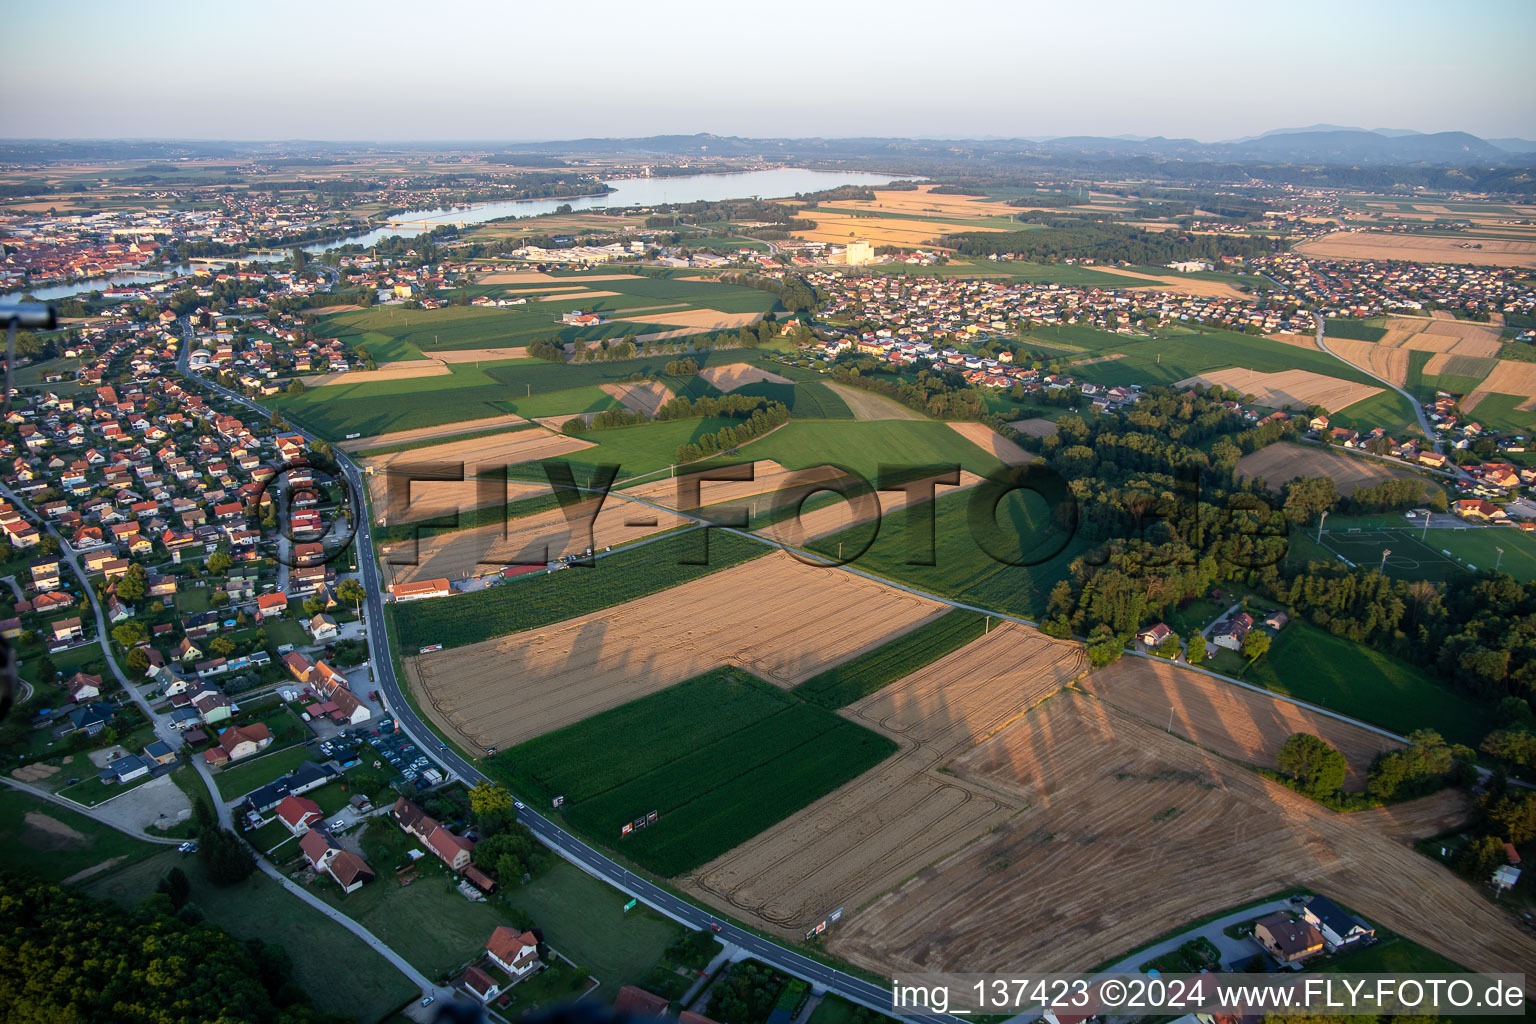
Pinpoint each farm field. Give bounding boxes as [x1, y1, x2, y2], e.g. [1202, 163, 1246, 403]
[1007, 417, 1061, 438]
[794, 608, 987, 708]
[1233, 621, 1494, 747]
[754, 466, 984, 551]
[1297, 229, 1536, 269]
[1463, 359, 1536, 417]
[698, 363, 792, 391]
[806, 485, 1092, 621]
[404, 550, 946, 752]
[338, 412, 533, 452]
[740, 418, 1013, 482]
[823, 382, 926, 421]
[826, 690, 1535, 980]
[601, 379, 675, 416]
[1081, 656, 1404, 780]
[1234, 442, 1436, 497]
[365, 426, 593, 524]
[684, 623, 1085, 934]
[1176, 368, 1381, 413]
[496, 669, 899, 876]
[947, 421, 1034, 465]
[391, 527, 769, 651]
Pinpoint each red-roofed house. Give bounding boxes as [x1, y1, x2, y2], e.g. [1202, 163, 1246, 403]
[462, 965, 500, 1003]
[275, 795, 323, 835]
[427, 825, 475, 871]
[256, 592, 289, 619]
[486, 926, 541, 978]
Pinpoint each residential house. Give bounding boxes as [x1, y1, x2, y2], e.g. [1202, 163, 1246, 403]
[1211, 612, 1254, 652]
[1252, 911, 1324, 963]
[1302, 896, 1374, 952]
[1136, 623, 1172, 647]
[427, 824, 474, 871]
[461, 966, 501, 1004]
[142, 740, 177, 766]
[52, 617, 84, 643]
[486, 926, 541, 978]
[67, 704, 113, 735]
[275, 794, 324, 836]
[193, 691, 233, 725]
[203, 722, 272, 765]
[66, 671, 102, 703]
[256, 592, 289, 620]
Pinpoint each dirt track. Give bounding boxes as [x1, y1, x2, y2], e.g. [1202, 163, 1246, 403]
[405, 551, 948, 750]
[1234, 442, 1430, 497]
[684, 623, 1086, 932]
[827, 689, 1535, 979]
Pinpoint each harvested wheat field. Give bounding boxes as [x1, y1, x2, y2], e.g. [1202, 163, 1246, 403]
[337, 414, 533, 453]
[948, 421, 1034, 466]
[382, 493, 690, 586]
[365, 428, 594, 524]
[1418, 319, 1504, 357]
[479, 271, 644, 285]
[821, 184, 1011, 221]
[435, 347, 528, 363]
[827, 690, 1534, 979]
[1298, 230, 1536, 269]
[537, 290, 621, 302]
[698, 363, 793, 392]
[1234, 442, 1429, 497]
[1007, 417, 1059, 438]
[601, 380, 675, 417]
[1326, 337, 1408, 386]
[1265, 331, 1319, 350]
[792, 210, 994, 249]
[405, 551, 949, 751]
[1081, 656, 1399, 781]
[1423, 352, 1498, 380]
[1178, 368, 1382, 412]
[303, 360, 452, 387]
[684, 623, 1086, 933]
[620, 308, 764, 330]
[383, 459, 850, 582]
[1464, 360, 1536, 413]
[1084, 265, 1252, 301]
[824, 382, 926, 421]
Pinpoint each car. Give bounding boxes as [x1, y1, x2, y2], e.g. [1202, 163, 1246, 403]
[420, 996, 435, 1007]
[178, 841, 198, 854]
[514, 801, 524, 810]
[330, 817, 346, 830]
[709, 923, 723, 934]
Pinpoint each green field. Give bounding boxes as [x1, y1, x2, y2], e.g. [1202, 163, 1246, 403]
[1070, 327, 1390, 390]
[742, 419, 1010, 482]
[1329, 388, 1423, 438]
[795, 609, 986, 707]
[270, 348, 798, 441]
[870, 257, 1138, 288]
[731, 379, 853, 419]
[318, 304, 684, 359]
[493, 669, 898, 876]
[1464, 392, 1536, 435]
[85, 850, 418, 1023]
[392, 529, 768, 650]
[1321, 319, 1389, 342]
[1240, 621, 1492, 746]
[0, 788, 163, 883]
[805, 486, 1092, 620]
[1425, 526, 1536, 582]
[514, 415, 781, 481]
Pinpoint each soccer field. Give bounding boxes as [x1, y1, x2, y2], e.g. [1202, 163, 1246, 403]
[1315, 524, 1536, 583]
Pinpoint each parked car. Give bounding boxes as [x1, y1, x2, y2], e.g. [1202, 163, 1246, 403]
[178, 841, 198, 854]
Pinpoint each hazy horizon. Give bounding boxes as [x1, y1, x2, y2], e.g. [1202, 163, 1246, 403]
[4, 0, 1534, 142]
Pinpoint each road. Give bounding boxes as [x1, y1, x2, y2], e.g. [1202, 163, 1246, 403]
[1310, 315, 1452, 463]
[175, 323, 960, 1023]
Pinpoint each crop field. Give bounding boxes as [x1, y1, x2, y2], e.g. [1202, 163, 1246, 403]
[685, 624, 1085, 934]
[404, 550, 946, 751]
[1463, 359, 1536, 416]
[365, 426, 594, 523]
[1081, 657, 1401, 780]
[823, 382, 926, 421]
[1079, 264, 1253, 301]
[728, 379, 853, 419]
[872, 257, 1142, 288]
[391, 528, 769, 650]
[601, 380, 675, 416]
[1320, 319, 1387, 343]
[1297, 229, 1536, 269]
[825, 690, 1535, 980]
[794, 609, 987, 708]
[1176, 368, 1382, 413]
[1007, 417, 1060, 437]
[741, 419, 1014, 482]
[698, 363, 792, 391]
[754, 467, 984, 550]
[1233, 621, 1494, 747]
[337, 413, 533, 453]
[1067, 328, 1388, 391]
[947, 421, 1034, 465]
[495, 669, 899, 876]
[316, 304, 673, 359]
[806, 486, 1093, 621]
[270, 349, 792, 441]
[1234, 442, 1433, 496]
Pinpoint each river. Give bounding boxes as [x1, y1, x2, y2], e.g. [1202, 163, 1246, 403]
[6, 168, 911, 302]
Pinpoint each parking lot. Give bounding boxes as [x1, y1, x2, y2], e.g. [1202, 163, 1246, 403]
[319, 720, 446, 788]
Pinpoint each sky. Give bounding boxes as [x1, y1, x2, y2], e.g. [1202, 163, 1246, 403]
[4, 0, 1534, 142]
